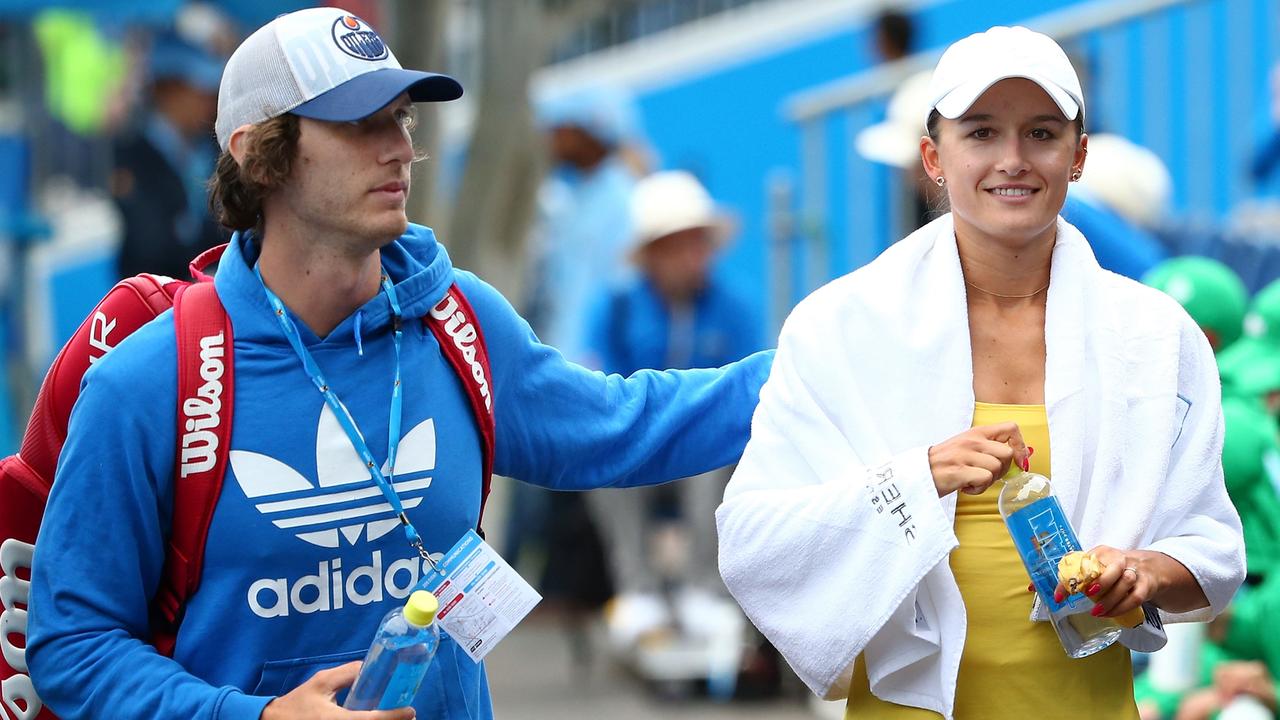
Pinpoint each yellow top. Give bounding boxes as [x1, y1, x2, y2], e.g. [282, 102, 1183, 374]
[845, 402, 1138, 719]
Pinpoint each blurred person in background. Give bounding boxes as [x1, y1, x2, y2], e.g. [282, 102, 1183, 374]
[1170, 550, 1280, 720]
[1143, 256, 1248, 354]
[1135, 399, 1280, 719]
[525, 85, 646, 361]
[857, 76, 1168, 279]
[501, 87, 648, 613]
[718, 26, 1243, 719]
[111, 31, 225, 279]
[32, 10, 130, 185]
[870, 8, 915, 63]
[1134, 271, 1280, 720]
[854, 70, 943, 233]
[1220, 279, 1280, 413]
[1065, 133, 1170, 280]
[585, 170, 763, 657]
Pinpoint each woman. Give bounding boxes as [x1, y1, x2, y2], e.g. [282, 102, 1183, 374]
[716, 26, 1244, 719]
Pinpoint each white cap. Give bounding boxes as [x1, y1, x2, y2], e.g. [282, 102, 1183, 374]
[629, 171, 735, 254]
[215, 7, 462, 150]
[926, 26, 1083, 127]
[855, 71, 933, 169]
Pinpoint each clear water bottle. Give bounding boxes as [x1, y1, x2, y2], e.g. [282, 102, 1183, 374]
[998, 469, 1122, 658]
[344, 590, 441, 710]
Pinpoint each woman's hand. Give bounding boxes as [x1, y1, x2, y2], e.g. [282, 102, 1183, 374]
[1052, 546, 1155, 619]
[260, 661, 416, 720]
[1052, 547, 1209, 617]
[927, 422, 1029, 497]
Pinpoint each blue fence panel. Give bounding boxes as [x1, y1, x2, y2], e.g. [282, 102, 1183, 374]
[791, 0, 1280, 306]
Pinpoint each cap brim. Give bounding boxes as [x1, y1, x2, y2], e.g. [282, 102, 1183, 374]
[933, 72, 1079, 123]
[630, 215, 737, 258]
[291, 67, 463, 122]
[855, 122, 923, 168]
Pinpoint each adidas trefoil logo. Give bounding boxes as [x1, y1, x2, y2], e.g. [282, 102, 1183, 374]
[231, 403, 435, 548]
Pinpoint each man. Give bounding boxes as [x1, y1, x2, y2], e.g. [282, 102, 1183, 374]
[526, 85, 645, 361]
[112, 32, 225, 279]
[584, 170, 763, 664]
[870, 9, 914, 63]
[26, 8, 771, 720]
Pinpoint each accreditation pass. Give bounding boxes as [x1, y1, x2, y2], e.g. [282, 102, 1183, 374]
[416, 530, 542, 662]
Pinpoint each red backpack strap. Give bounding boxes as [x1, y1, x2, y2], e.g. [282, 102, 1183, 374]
[151, 281, 234, 656]
[426, 285, 496, 534]
[187, 244, 228, 283]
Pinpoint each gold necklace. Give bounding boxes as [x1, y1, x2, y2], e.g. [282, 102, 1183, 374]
[964, 278, 1049, 299]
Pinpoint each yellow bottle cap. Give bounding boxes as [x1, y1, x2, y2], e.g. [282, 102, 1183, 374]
[404, 590, 439, 627]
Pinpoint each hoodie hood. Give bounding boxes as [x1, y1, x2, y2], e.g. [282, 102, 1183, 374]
[214, 223, 457, 347]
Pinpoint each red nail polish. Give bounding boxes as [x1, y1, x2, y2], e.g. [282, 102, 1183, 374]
[1087, 583, 1101, 596]
[1027, 582, 1035, 593]
[1091, 605, 1105, 617]
[1054, 589, 1066, 603]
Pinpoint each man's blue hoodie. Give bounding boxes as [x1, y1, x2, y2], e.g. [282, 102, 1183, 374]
[27, 225, 772, 720]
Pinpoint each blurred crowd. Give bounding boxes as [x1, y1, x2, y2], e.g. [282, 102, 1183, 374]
[20, 3, 240, 277]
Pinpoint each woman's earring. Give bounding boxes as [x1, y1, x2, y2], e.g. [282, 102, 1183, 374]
[1070, 170, 1082, 182]
[935, 176, 945, 187]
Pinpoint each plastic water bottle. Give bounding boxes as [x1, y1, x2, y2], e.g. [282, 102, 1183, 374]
[998, 468, 1122, 658]
[344, 590, 441, 710]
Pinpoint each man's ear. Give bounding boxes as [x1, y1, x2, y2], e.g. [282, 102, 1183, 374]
[227, 124, 255, 166]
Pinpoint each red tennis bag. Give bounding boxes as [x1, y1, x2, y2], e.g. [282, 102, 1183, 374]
[0, 245, 495, 720]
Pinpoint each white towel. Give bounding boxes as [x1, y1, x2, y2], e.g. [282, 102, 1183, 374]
[716, 214, 1245, 718]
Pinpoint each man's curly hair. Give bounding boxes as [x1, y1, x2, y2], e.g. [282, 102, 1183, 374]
[208, 114, 301, 232]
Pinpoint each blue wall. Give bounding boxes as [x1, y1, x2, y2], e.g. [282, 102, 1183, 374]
[624, 0, 1280, 317]
[635, 0, 1096, 306]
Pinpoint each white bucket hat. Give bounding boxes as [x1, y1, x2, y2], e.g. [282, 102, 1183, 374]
[1072, 133, 1172, 228]
[629, 171, 735, 254]
[855, 71, 933, 169]
[926, 26, 1084, 126]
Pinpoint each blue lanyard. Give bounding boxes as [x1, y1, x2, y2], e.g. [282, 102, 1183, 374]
[255, 264, 438, 569]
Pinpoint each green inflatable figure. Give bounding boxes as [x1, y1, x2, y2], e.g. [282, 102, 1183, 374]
[1143, 256, 1247, 353]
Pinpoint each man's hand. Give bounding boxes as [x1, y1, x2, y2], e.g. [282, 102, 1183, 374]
[260, 661, 416, 720]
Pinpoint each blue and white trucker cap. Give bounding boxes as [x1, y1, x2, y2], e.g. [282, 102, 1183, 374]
[214, 7, 462, 149]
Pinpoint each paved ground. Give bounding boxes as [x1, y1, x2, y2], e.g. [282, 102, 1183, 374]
[485, 612, 827, 719]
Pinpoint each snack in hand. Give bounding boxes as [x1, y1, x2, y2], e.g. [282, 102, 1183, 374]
[1055, 551, 1146, 628]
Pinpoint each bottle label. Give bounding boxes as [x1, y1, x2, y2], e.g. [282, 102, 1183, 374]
[1005, 496, 1086, 613]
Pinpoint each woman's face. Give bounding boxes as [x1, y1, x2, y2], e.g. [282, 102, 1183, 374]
[921, 78, 1086, 249]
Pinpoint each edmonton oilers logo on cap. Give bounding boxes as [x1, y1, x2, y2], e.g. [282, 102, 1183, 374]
[331, 15, 388, 61]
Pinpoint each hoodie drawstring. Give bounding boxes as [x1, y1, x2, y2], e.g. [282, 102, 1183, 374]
[354, 310, 365, 356]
